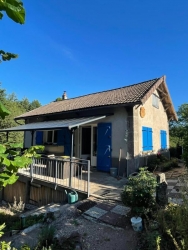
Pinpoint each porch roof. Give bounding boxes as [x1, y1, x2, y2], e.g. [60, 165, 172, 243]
[0, 116, 106, 132]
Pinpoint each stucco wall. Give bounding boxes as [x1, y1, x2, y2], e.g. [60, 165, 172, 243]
[133, 90, 169, 156]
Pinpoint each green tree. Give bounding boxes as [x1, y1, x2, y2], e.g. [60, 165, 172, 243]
[54, 97, 62, 102]
[0, 0, 25, 62]
[170, 103, 188, 146]
[0, 86, 42, 143]
[20, 98, 41, 112]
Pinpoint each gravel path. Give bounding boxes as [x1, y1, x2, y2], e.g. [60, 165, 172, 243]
[1, 202, 138, 250]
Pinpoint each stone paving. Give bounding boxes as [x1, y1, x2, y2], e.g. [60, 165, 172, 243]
[82, 197, 131, 228]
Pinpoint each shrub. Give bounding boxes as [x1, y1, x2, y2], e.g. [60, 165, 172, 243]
[8, 196, 25, 214]
[121, 167, 157, 216]
[160, 158, 179, 172]
[140, 174, 188, 250]
[147, 158, 161, 172]
[36, 226, 55, 249]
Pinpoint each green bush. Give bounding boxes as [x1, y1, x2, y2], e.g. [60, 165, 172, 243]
[147, 158, 161, 172]
[35, 226, 55, 250]
[160, 158, 179, 172]
[155, 202, 188, 249]
[121, 167, 157, 216]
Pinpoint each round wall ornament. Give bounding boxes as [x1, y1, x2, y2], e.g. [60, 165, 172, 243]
[140, 107, 145, 118]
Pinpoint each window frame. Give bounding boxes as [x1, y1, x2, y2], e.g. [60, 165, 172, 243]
[44, 130, 58, 144]
[152, 94, 159, 109]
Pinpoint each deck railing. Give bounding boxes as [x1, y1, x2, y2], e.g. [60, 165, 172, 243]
[18, 157, 90, 197]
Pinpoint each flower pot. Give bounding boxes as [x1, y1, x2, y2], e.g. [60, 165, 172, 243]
[131, 217, 142, 231]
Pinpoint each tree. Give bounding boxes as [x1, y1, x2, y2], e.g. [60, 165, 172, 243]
[170, 103, 188, 145]
[54, 97, 62, 102]
[20, 98, 41, 112]
[0, 0, 25, 62]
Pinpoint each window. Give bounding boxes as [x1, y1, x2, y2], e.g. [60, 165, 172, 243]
[152, 94, 159, 108]
[142, 126, 153, 151]
[45, 130, 58, 144]
[160, 130, 167, 149]
[81, 127, 91, 154]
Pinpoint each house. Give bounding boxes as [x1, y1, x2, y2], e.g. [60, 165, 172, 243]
[1, 75, 177, 176]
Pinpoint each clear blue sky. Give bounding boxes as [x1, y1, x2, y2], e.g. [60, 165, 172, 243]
[0, 1, 188, 111]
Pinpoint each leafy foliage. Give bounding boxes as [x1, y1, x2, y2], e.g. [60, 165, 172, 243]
[121, 167, 157, 216]
[0, 144, 44, 189]
[170, 103, 188, 146]
[182, 132, 188, 169]
[0, 0, 25, 24]
[0, 50, 18, 63]
[0, 85, 41, 144]
[0, 0, 25, 63]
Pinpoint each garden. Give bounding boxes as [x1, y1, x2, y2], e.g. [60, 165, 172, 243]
[121, 166, 188, 250]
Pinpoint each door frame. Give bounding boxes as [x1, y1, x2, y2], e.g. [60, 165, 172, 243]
[79, 124, 98, 166]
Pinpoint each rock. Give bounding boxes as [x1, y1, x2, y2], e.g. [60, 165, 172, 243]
[70, 231, 82, 243]
[156, 174, 168, 206]
[2, 200, 7, 205]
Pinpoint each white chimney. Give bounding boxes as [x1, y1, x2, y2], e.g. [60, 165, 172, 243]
[62, 91, 68, 100]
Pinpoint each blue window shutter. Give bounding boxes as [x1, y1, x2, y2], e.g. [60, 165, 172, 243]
[57, 129, 71, 156]
[160, 130, 167, 149]
[142, 126, 153, 151]
[164, 131, 167, 149]
[142, 127, 148, 151]
[57, 129, 64, 145]
[36, 131, 43, 145]
[148, 128, 153, 150]
[160, 130, 163, 149]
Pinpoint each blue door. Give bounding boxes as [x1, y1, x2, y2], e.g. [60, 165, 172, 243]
[97, 123, 112, 172]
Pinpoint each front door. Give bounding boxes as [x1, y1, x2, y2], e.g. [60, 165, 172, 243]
[97, 123, 112, 172]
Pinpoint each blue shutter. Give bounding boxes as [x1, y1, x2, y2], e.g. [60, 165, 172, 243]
[164, 131, 167, 149]
[148, 128, 153, 150]
[142, 127, 148, 151]
[57, 129, 64, 145]
[57, 129, 71, 156]
[36, 131, 43, 145]
[64, 129, 71, 156]
[160, 130, 167, 149]
[142, 126, 153, 151]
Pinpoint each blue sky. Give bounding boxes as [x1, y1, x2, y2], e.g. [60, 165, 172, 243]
[0, 1, 188, 111]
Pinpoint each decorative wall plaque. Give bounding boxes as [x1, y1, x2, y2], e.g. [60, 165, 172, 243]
[140, 107, 145, 118]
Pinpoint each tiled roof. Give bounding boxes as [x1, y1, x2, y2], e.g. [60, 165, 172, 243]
[16, 77, 164, 120]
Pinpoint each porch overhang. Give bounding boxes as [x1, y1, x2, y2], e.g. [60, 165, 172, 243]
[0, 116, 107, 132]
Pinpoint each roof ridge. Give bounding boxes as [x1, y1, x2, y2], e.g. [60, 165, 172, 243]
[52, 77, 161, 102]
